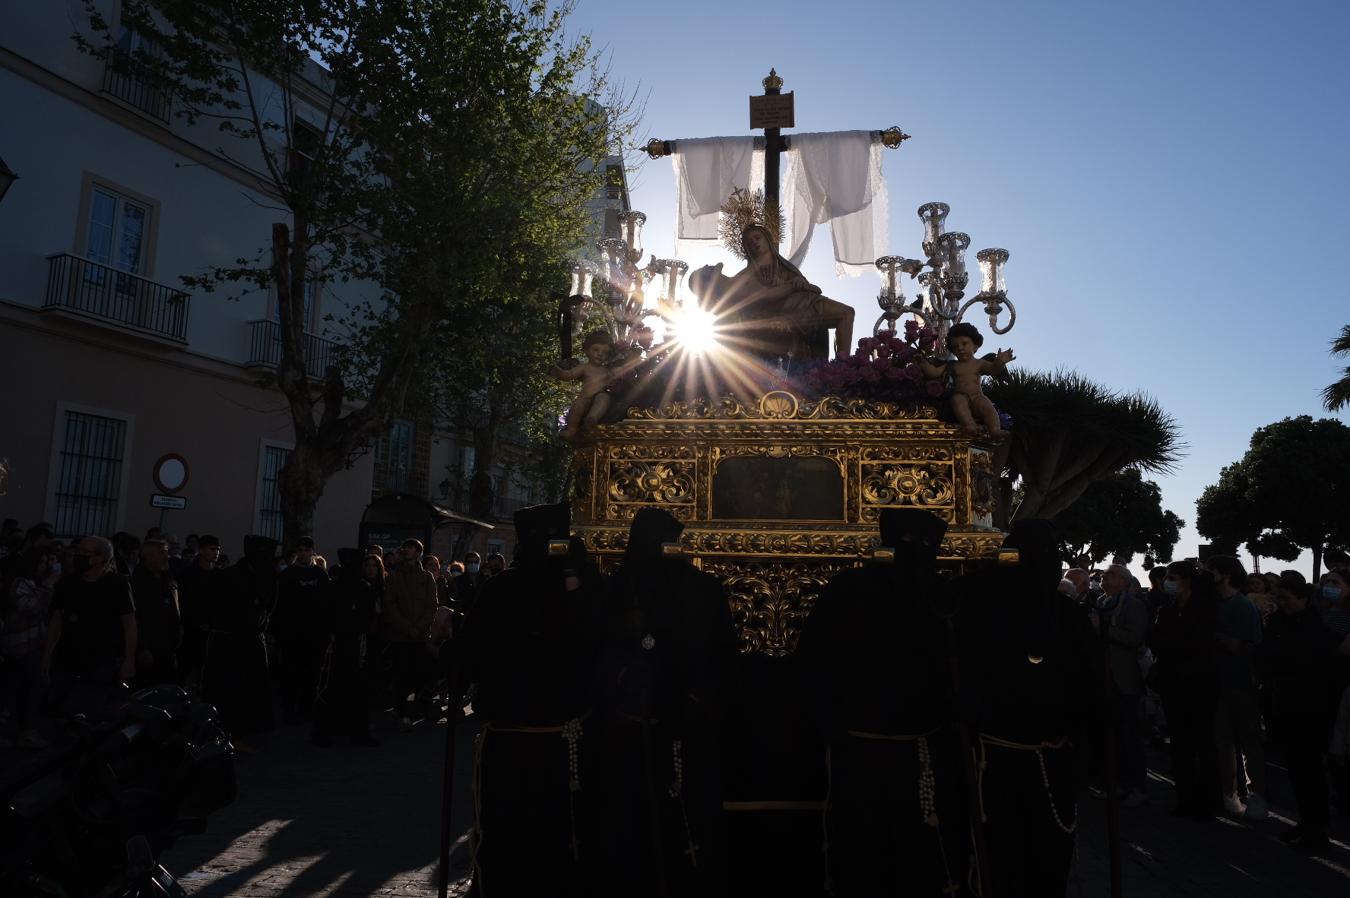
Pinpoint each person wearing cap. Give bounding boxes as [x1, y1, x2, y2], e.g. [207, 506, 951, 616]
[958, 519, 1098, 897]
[797, 508, 968, 897]
[203, 535, 279, 743]
[462, 502, 603, 896]
[593, 508, 738, 898]
[1257, 570, 1348, 849]
[176, 534, 221, 697]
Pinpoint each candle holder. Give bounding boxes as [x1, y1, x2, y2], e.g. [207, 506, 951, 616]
[870, 205, 1018, 350]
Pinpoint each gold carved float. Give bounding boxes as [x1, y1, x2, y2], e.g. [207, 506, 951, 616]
[572, 390, 1003, 655]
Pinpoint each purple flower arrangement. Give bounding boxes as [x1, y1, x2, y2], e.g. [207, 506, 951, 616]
[803, 320, 945, 405]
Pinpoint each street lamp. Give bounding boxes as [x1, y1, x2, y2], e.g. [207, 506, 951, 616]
[874, 203, 1017, 349]
[0, 155, 17, 206]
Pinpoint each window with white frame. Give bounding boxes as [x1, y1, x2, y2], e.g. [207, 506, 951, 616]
[86, 186, 151, 276]
[52, 410, 128, 538]
[258, 445, 291, 542]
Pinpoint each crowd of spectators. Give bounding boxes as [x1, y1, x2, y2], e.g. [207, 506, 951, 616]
[0, 519, 504, 751]
[5, 515, 1350, 850]
[1060, 554, 1350, 849]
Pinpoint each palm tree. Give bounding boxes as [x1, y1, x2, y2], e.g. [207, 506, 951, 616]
[1321, 324, 1350, 411]
[986, 369, 1183, 523]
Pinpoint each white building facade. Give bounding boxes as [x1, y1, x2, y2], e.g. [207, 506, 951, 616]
[0, 1, 373, 555]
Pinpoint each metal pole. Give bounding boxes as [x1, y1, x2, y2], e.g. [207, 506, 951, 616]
[1099, 615, 1123, 898]
[437, 668, 460, 898]
[945, 616, 994, 898]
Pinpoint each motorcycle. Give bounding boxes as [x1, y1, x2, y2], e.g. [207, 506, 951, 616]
[0, 684, 236, 897]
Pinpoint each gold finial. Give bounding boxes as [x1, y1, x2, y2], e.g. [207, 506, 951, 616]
[881, 126, 911, 149]
[763, 68, 784, 91]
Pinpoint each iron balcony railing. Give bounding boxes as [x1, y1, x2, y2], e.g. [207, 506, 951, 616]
[102, 52, 171, 123]
[247, 319, 340, 379]
[44, 253, 190, 341]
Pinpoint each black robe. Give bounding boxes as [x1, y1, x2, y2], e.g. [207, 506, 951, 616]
[593, 558, 739, 898]
[203, 560, 276, 737]
[463, 560, 602, 898]
[797, 561, 969, 897]
[314, 572, 380, 739]
[958, 563, 1098, 898]
[175, 562, 218, 691]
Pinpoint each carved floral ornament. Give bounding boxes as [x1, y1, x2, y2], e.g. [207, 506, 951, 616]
[575, 525, 1004, 560]
[626, 390, 940, 422]
[607, 461, 697, 505]
[703, 560, 847, 656]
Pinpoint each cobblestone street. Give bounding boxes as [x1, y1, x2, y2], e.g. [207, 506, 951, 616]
[165, 715, 1350, 898]
[164, 713, 477, 898]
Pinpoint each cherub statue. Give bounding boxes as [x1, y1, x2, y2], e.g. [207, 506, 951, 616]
[553, 331, 615, 442]
[688, 190, 855, 364]
[919, 322, 1014, 438]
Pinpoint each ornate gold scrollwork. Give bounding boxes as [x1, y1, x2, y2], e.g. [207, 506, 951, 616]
[628, 393, 941, 422]
[607, 461, 696, 504]
[703, 559, 847, 656]
[572, 390, 1005, 655]
[859, 463, 956, 522]
[603, 459, 697, 521]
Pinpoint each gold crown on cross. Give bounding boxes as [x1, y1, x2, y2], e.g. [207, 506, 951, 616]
[763, 68, 784, 91]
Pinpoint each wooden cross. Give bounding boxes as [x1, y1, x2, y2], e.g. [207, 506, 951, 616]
[683, 840, 701, 868]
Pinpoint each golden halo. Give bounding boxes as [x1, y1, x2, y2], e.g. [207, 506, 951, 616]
[719, 189, 782, 259]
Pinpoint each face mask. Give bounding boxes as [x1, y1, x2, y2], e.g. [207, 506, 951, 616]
[1163, 580, 1180, 596]
[69, 554, 92, 577]
[1322, 584, 1343, 601]
[466, 563, 480, 574]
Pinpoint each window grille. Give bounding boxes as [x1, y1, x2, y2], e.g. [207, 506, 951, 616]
[53, 411, 127, 538]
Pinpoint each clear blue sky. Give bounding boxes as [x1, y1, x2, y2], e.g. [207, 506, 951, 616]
[567, 0, 1350, 573]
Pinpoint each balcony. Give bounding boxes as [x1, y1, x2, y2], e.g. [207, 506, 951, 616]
[103, 52, 171, 123]
[43, 253, 189, 342]
[246, 320, 341, 379]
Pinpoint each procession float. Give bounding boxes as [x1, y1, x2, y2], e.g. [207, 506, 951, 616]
[552, 70, 1022, 891]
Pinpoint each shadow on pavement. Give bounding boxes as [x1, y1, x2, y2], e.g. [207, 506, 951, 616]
[165, 711, 479, 898]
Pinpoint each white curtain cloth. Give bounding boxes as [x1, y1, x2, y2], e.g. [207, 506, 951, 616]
[672, 137, 761, 256]
[783, 130, 887, 277]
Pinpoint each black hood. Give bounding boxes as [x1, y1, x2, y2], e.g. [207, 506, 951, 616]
[877, 508, 947, 578]
[513, 502, 571, 566]
[623, 507, 685, 564]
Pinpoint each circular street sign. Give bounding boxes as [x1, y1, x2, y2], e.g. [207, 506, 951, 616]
[153, 453, 190, 494]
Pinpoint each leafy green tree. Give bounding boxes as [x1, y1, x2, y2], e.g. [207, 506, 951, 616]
[1322, 324, 1350, 411]
[1053, 468, 1184, 566]
[1198, 416, 1350, 579]
[76, 0, 629, 543]
[1195, 461, 1299, 570]
[986, 370, 1183, 523]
